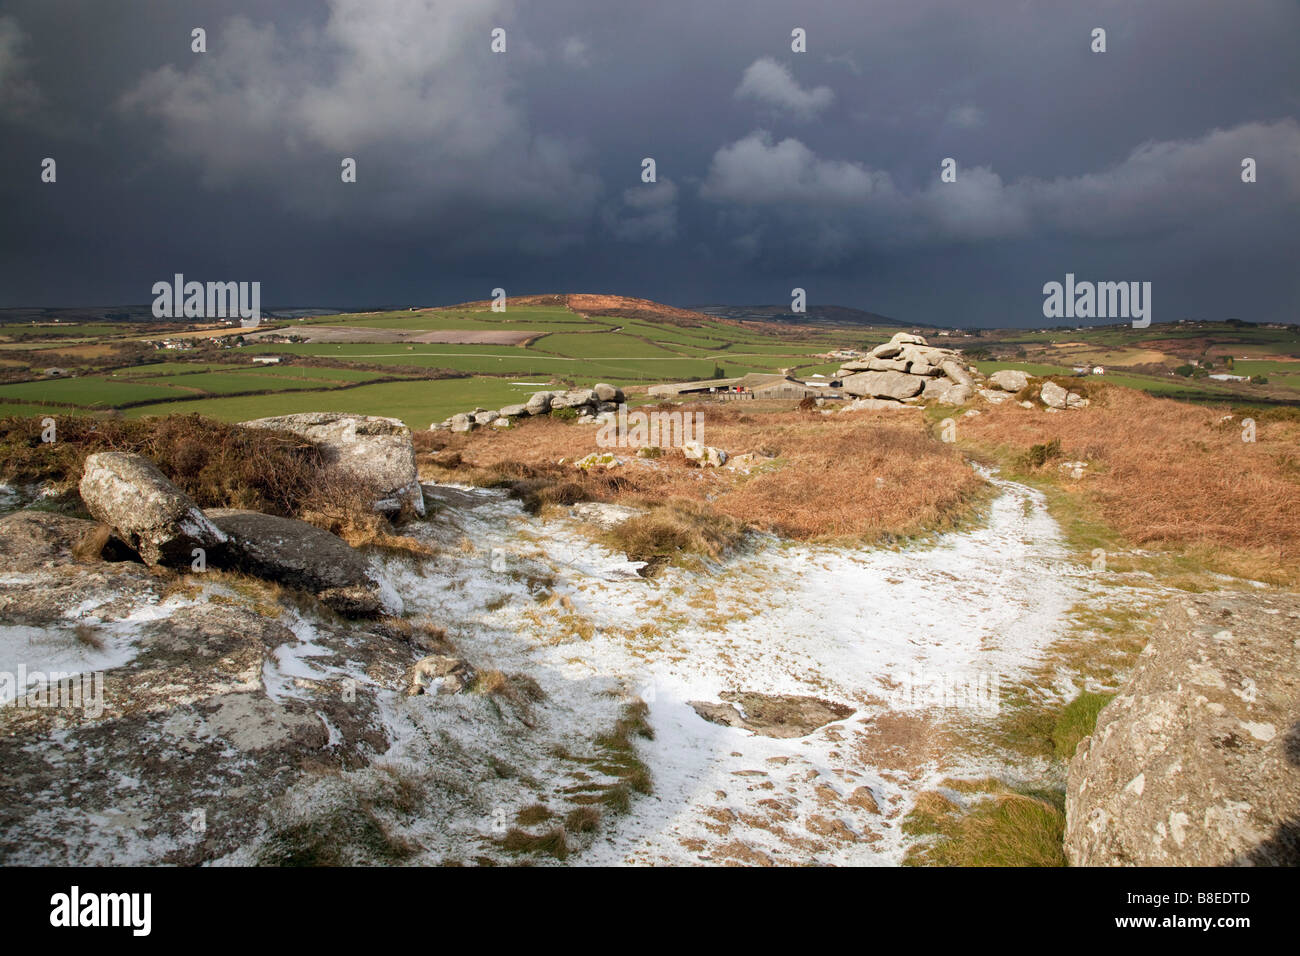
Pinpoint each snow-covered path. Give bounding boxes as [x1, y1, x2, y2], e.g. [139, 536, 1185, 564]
[384, 469, 1097, 864]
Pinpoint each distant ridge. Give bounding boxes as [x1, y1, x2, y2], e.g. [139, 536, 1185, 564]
[429, 294, 921, 330]
[693, 304, 926, 328]
[431, 293, 725, 328]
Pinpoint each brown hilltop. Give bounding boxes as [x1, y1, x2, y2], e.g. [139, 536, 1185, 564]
[430, 293, 721, 328]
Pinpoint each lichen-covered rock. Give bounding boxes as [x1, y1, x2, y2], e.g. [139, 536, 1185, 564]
[525, 390, 560, 414]
[241, 412, 424, 517]
[405, 654, 474, 696]
[574, 452, 622, 471]
[0, 510, 160, 628]
[1040, 380, 1070, 409]
[691, 691, 855, 738]
[552, 388, 598, 409]
[682, 442, 727, 467]
[0, 593, 409, 865]
[938, 383, 973, 405]
[988, 369, 1030, 392]
[841, 370, 926, 401]
[78, 452, 226, 569]
[1065, 592, 1300, 866]
[593, 383, 624, 403]
[839, 397, 919, 412]
[206, 509, 397, 617]
[941, 360, 974, 387]
[0, 511, 100, 571]
[888, 333, 928, 347]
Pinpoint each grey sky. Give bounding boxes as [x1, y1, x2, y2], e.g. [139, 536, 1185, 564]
[1, 0, 1297, 326]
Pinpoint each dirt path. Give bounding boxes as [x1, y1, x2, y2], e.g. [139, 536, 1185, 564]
[385, 468, 1108, 865]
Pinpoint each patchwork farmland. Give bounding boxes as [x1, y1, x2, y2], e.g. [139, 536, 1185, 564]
[1, 297, 1297, 427]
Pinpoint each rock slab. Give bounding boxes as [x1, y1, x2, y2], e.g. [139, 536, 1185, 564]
[241, 412, 424, 517]
[206, 509, 394, 617]
[1065, 592, 1300, 866]
[79, 452, 226, 568]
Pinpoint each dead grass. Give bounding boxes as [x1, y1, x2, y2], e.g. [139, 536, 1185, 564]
[500, 826, 569, 861]
[903, 785, 1067, 867]
[603, 497, 747, 571]
[298, 474, 433, 555]
[956, 386, 1300, 584]
[0, 413, 421, 553]
[71, 523, 113, 563]
[417, 402, 986, 544]
[515, 803, 553, 826]
[72, 622, 104, 650]
[471, 669, 547, 707]
[0, 413, 324, 516]
[563, 805, 601, 834]
[557, 698, 655, 819]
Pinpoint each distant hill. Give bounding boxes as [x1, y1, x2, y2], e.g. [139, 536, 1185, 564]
[432, 293, 722, 328]
[430, 293, 921, 330]
[692, 304, 925, 328]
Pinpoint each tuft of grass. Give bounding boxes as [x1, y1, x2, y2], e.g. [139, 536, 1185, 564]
[1052, 691, 1114, 761]
[370, 762, 425, 816]
[1017, 437, 1062, 470]
[471, 669, 547, 707]
[515, 804, 553, 826]
[559, 699, 655, 818]
[72, 622, 104, 650]
[258, 804, 419, 866]
[71, 523, 113, 563]
[904, 786, 1067, 867]
[500, 826, 569, 860]
[563, 805, 601, 834]
[603, 497, 746, 569]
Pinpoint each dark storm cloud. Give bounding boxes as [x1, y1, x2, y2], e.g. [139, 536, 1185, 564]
[1, 0, 1297, 325]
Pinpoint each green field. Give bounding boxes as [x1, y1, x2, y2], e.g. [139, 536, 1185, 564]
[0, 377, 184, 407]
[124, 377, 535, 426]
[0, 298, 841, 424]
[2, 306, 1296, 427]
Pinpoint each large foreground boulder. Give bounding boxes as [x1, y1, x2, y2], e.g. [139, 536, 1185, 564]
[841, 370, 926, 401]
[1065, 592, 1300, 866]
[79, 452, 226, 568]
[240, 413, 424, 517]
[206, 509, 396, 618]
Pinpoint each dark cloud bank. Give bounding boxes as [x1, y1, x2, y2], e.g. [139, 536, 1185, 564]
[1, 0, 1297, 327]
